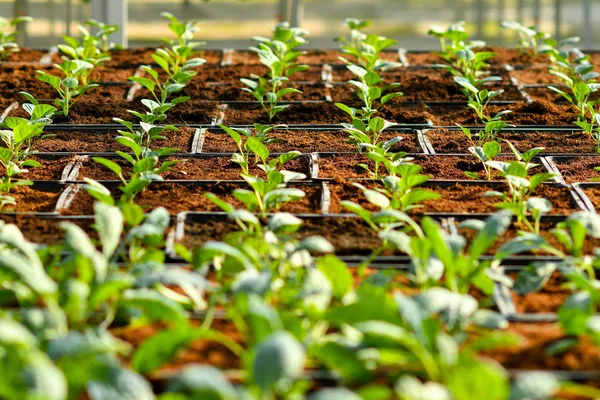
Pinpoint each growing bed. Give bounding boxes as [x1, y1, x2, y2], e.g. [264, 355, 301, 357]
[2, 18, 600, 400]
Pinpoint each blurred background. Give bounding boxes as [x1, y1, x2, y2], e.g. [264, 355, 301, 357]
[7, 0, 600, 50]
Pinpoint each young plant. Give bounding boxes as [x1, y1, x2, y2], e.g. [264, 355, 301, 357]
[428, 21, 485, 65]
[336, 18, 401, 72]
[454, 75, 507, 123]
[34, 59, 98, 116]
[84, 18, 121, 52]
[0, 103, 56, 208]
[548, 61, 600, 123]
[461, 119, 512, 146]
[0, 16, 32, 60]
[501, 21, 551, 57]
[219, 123, 286, 175]
[59, 24, 112, 82]
[242, 22, 309, 121]
[335, 65, 403, 122]
[485, 157, 556, 230]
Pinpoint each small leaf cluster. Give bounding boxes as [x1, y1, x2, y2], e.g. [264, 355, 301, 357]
[336, 18, 401, 72]
[241, 22, 309, 121]
[0, 100, 56, 208]
[0, 16, 32, 60]
[501, 21, 551, 57]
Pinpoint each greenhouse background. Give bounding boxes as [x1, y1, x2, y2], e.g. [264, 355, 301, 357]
[7, 0, 600, 49]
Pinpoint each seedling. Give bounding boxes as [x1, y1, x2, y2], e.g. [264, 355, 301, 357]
[242, 22, 309, 121]
[335, 65, 403, 122]
[428, 21, 485, 65]
[501, 21, 551, 57]
[220, 124, 298, 176]
[0, 103, 56, 208]
[454, 75, 506, 123]
[485, 157, 556, 230]
[336, 18, 401, 72]
[0, 16, 32, 60]
[34, 59, 98, 116]
[84, 19, 121, 52]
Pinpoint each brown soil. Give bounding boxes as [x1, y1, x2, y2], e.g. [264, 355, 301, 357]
[0, 215, 93, 244]
[201, 129, 424, 153]
[427, 101, 579, 126]
[62, 182, 323, 216]
[510, 67, 559, 85]
[328, 182, 579, 215]
[0, 185, 61, 212]
[0, 155, 76, 181]
[581, 186, 600, 212]
[35, 128, 195, 153]
[426, 128, 597, 154]
[483, 322, 600, 371]
[524, 87, 600, 103]
[75, 155, 311, 181]
[104, 47, 223, 67]
[181, 215, 385, 255]
[510, 271, 571, 314]
[223, 102, 348, 125]
[174, 82, 327, 102]
[177, 63, 323, 84]
[2, 48, 49, 63]
[316, 154, 546, 180]
[110, 319, 242, 373]
[328, 70, 522, 103]
[404, 46, 549, 67]
[551, 156, 600, 183]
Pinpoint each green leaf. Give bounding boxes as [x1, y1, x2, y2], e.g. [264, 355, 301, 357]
[87, 367, 154, 400]
[93, 203, 123, 259]
[317, 255, 352, 299]
[92, 157, 123, 179]
[166, 365, 237, 399]
[119, 289, 187, 325]
[309, 388, 362, 400]
[252, 331, 306, 392]
[508, 372, 560, 400]
[468, 211, 512, 260]
[448, 357, 509, 400]
[246, 136, 269, 162]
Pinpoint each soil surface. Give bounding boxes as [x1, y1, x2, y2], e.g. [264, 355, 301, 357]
[426, 128, 597, 154]
[509, 271, 571, 314]
[202, 129, 423, 153]
[316, 154, 547, 180]
[62, 182, 323, 216]
[327, 181, 580, 215]
[35, 128, 196, 153]
[581, 186, 600, 212]
[75, 155, 311, 181]
[484, 322, 600, 371]
[551, 156, 600, 183]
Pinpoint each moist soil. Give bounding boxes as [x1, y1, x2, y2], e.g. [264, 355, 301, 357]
[581, 186, 600, 212]
[110, 318, 242, 374]
[104, 48, 223, 67]
[404, 46, 550, 67]
[426, 128, 597, 154]
[174, 81, 327, 102]
[524, 87, 600, 103]
[62, 182, 323, 216]
[0, 215, 94, 244]
[0, 185, 61, 212]
[201, 129, 424, 153]
[510, 67, 559, 85]
[328, 72, 522, 103]
[483, 322, 600, 371]
[180, 214, 598, 257]
[315, 154, 547, 180]
[226, 49, 403, 66]
[220, 102, 431, 126]
[426, 101, 579, 126]
[2, 48, 49, 63]
[0, 155, 76, 181]
[327, 182, 579, 215]
[550, 156, 600, 183]
[75, 155, 311, 181]
[509, 271, 571, 314]
[35, 128, 196, 153]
